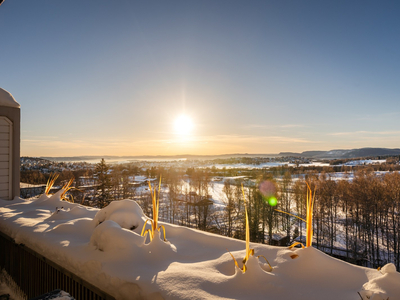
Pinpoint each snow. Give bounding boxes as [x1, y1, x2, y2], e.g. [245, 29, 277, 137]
[0, 269, 26, 300]
[20, 183, 46, 189]
[0, 88, 20, 108]
[1, 194, 399, 300]
[343, 159, 386, 166]
[133, 175, 157, 183]
[176, 176, 246, 208]
[202, 161, 330, 170]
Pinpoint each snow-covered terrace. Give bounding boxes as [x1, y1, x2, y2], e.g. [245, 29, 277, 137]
[1, 190, 400, 300]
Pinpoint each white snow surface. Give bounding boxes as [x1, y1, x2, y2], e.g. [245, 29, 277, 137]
[0, 269, 26, 300]
[343, 159, 386, 166]
[202, 162, 330, 169]
[0, 88, 20, 108]
[1, 194, 399, 300]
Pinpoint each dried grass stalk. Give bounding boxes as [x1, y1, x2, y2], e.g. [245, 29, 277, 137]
[228, 184, 272, 273]
[140, 177, 167, 242]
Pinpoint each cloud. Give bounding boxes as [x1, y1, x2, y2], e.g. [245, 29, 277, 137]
[279, 124, 307, 128]
[330, 130, 400, 136]
[21, 132, 316, 157]
[355, 111, 400, 121]
[329, 131, 368, 136]
[189, 134, 311, 145]
[244, 124, 306, 129]
[244, 124, 270, 129]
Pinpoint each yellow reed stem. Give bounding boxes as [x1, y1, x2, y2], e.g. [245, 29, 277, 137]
[257, 255, 273, 271]
[242, 184, 251, 265]
[158, 225, 167, 242]
[227, 183, 272, 273]
[305, 183, 316, 248]
[274, 209, 306, 223]
[45, 173, 59, 195]
[288, 241, 305, 249]
[275, 182, 316, 248]
[141, 176, 167, 242]
[60, 178, 75, 202]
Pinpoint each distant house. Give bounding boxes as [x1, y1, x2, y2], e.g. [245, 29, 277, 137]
[193, 198, 213, 207]
[133, 176, 157, 187]
[270, 233, 290, 246]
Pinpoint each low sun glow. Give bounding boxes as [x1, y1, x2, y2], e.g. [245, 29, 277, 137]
[174, 115, 193, 135]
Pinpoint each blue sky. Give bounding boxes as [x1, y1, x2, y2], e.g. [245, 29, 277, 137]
[1, 0, 400, 156]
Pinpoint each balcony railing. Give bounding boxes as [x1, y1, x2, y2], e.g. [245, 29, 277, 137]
[0, 231, 115, 300]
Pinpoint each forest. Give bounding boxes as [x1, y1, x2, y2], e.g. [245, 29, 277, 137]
[134, 166, 400, 271]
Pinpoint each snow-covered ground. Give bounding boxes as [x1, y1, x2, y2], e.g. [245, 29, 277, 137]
[202, 161, 331, 169]
[343, 159, 386, 166]
[315, 170, 399, 182]
[177, 177, 247, 208]
[0, 193, 399, 300]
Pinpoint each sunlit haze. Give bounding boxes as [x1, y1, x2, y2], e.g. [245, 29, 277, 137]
[1, 1, 400, 157]
[174, 115, 194, 136]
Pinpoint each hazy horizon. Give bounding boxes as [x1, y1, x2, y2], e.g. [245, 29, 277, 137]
[21, 146, 399, 161]
[2, 1, 400, 157]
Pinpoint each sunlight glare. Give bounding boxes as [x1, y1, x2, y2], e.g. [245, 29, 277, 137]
[174, 115, 193, 135]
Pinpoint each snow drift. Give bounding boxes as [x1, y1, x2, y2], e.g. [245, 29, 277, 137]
[0, 194, 399, 300]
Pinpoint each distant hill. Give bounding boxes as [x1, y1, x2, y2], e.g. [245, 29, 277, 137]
[41, 153, 280, 162]
[41, 147, 400, 162]
[279, 148, 400, 159]
[279, 151, 326, 158]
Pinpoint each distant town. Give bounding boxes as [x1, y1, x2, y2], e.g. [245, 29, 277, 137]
[20, 153, 400, 201]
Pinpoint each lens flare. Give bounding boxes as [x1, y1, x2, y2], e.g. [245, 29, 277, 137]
[259, 180, 278, 206]
[268, 197, 278, 206]
[259, 180, 276, 196]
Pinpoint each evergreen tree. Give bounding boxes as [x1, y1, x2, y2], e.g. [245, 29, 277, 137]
[95, 158, 111, 208]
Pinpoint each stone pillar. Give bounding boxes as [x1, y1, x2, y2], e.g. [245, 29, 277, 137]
[0, 88, 20, 200]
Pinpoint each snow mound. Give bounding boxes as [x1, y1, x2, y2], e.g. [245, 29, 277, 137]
[361, 263, 400, 299]
[234, 255, 274, 277]
[93, 199, 146, 232]
[90, 220, 144, 252]
[1, 198, 400, 300]
[33, 190, 75, 211]
[0, 88, 20, 108]
[381, 263, 397, 274]
[142, 230, 177, 259]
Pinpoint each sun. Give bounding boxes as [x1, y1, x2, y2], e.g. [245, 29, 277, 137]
[174, 115, 193, 135]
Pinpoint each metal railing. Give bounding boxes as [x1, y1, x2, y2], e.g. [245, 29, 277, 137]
[0, 231, 115, 300]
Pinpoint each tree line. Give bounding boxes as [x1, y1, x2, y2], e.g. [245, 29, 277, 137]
[138, 167, 400, 270]
[211, 169, 400, 270]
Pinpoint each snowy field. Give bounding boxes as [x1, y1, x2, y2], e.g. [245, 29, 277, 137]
[198, 161, 332, 169]
[176, 176, 249, 208]
[343, 159, 386, 166]
[1, 191, 399, 300]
